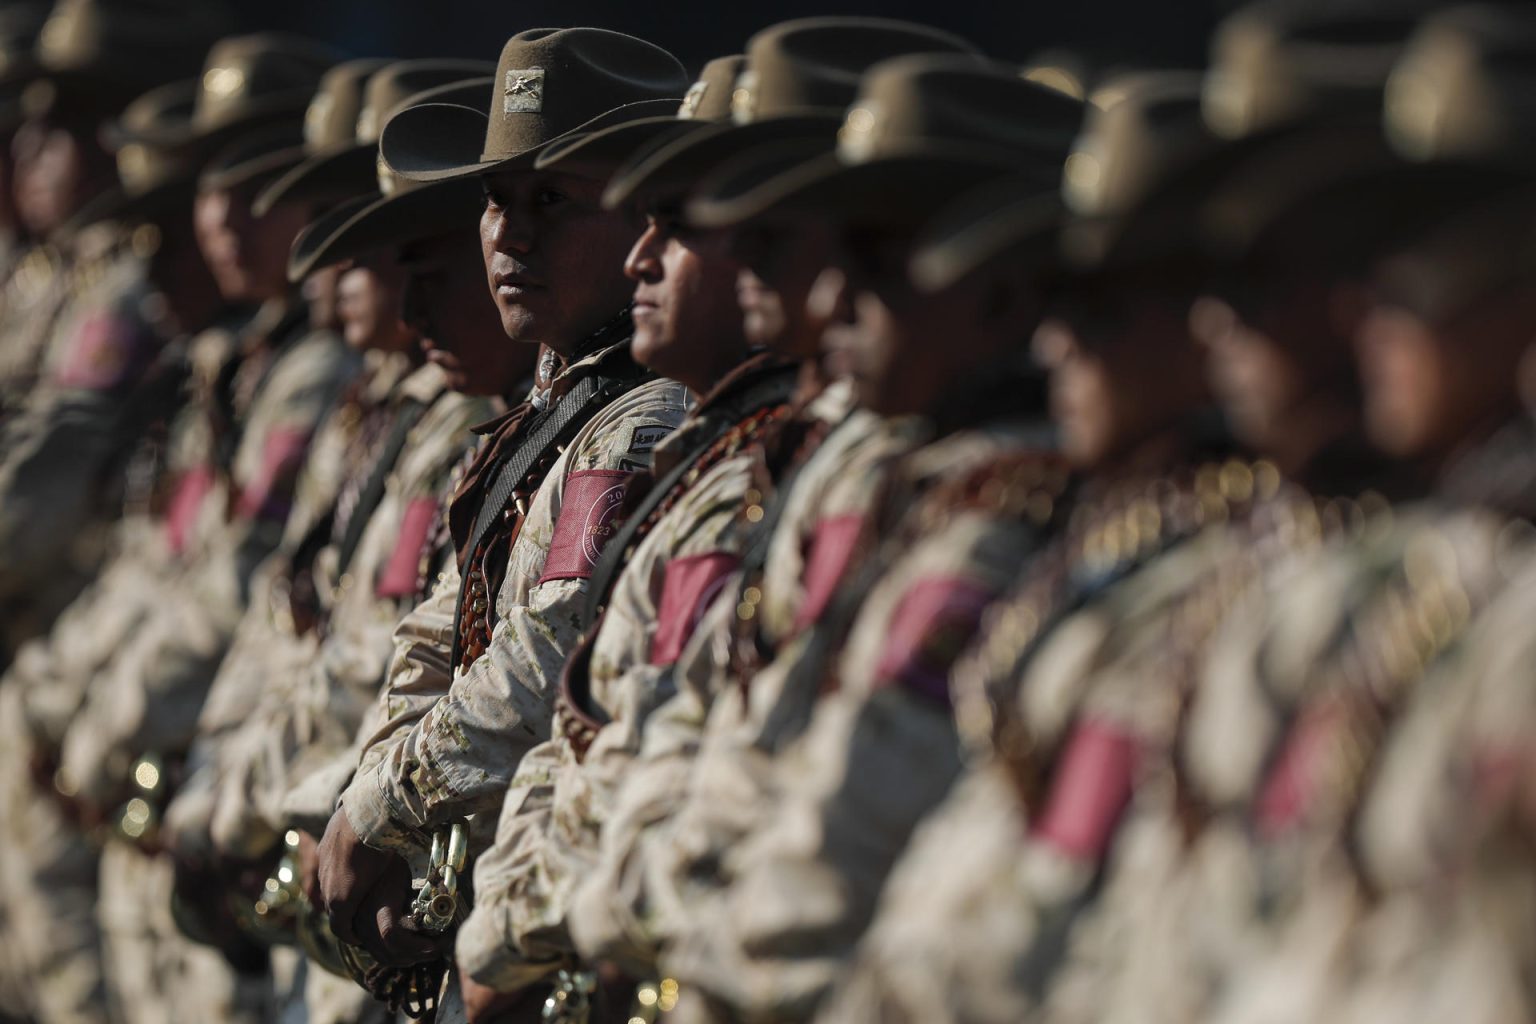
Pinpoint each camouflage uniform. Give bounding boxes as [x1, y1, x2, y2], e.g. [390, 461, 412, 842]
[0, 240, 73, 418]
[566, 386, 917, 977]
[453, 355, 798, 994]
[340, 335, 689, 866]
[660, 404, 1064, 1022]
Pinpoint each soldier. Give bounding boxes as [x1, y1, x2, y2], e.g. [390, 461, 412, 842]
[0, 1, 48, 292]
[431, 53, 795, 1020]
[311, 28, 695, 1009]
[557, 18, 984, 989]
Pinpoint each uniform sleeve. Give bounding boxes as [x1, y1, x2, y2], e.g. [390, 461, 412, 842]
[342, 382, 690, 853]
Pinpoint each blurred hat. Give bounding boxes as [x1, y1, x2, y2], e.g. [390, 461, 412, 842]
[603, 17, 980, 212]
[21, 0, 233, 121]
[199, 121, 308, 193]
[530, 53, 743, 192]
[62, 76, 201, 230]
[380, 27, 687, 183]
[686, 54, 1083, 230]
[0, 2, 49, 131]
[288, 76, 490, 282]
[255, 58, 492, 215]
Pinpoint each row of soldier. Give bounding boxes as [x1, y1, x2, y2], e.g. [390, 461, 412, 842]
[0, 0, 1535, 1021]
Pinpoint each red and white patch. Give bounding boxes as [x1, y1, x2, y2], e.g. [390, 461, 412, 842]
[539, 470, 632, 583]
[376, 498, 440, 598]
[236, 428, 311, 521]
[1255, 697, 1352, 837]
[164, 465, 214, 556]
[55, 313, 147, 391]
[872, 576, 996, 706]
[649, 551, 740, 666]
[792, 514, 865, 632]
[1032, 719, 1141, 862]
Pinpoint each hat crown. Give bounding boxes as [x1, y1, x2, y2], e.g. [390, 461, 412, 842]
[736, 17, 979, 124]
[1204, 0, 1428, 138]
[836, 55, 1083, 173]
[1067, 71, 1210, 217]
[115, 76, 197, 195]
[305, 58, 387, 151]
[479, 26, 686, 161]
[678, 54, 743, 121]
[34, 0, 231, 104]
[1386, 4, 1536, 164]
[375, 76, 492, 197]
[194, 32, 336, 134]
[357, 59, 495, 143]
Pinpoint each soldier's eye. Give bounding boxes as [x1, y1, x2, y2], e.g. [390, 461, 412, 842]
[536, 188, 568, 207]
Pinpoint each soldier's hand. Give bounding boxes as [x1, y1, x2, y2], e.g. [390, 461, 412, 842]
[317, 809, 440, 965]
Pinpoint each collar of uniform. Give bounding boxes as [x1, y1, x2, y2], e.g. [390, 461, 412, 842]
[396, 358, 451, 405]
[545, 334, 634, 404]
[360, 348, 418, 406]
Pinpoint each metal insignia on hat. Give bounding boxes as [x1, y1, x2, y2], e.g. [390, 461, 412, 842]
[504, 68, 545, 114]
[678, 80, 708, 120]
[117, 144, 150, 192]
[204, 66, 246, 99]
[1062, 143, 1106, 215]
[1384, 64, 1445, 163]
[377, 153, 398, 197]
[837, 101, 883, 163]
[730, 70, 759, 125]
[305, 94, 334, 147]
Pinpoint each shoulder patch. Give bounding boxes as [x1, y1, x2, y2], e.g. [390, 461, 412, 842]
[56, 313, 149, 391]
[793, 514, 866, 632]
[629, 423, 672, 455]
[649, 551, 740, 666]
[376, 498, 440, 598]
[164, 465, 215, 556]
[1031, 718, 1140, 862]
[872, 575, 996, 705]
[236, 427, 311, 521]
[539, 469, 632, 584]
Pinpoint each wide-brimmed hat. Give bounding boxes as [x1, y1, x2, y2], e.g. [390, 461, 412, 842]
[288, 76, 491, 282]
[0, 2, 49, 131]
[23, 0, 232, 121]
[199, 121, 308, 194]
[1198, 1, 1536, 274]
[254, 58, 493, 216]
[602, 17, 980, 213]
[530, 53, 743, 193]
[107, 31, 335, 157]
[380, 27, 687, 184]
[686, 54, 1084, 231]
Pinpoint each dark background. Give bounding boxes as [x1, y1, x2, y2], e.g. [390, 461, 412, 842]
[243, 0, 1228, 78]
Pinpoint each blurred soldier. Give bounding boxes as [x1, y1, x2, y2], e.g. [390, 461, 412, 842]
[560, 19, 983, 990]
[638, 56, 1081, 1023]
[437, 53, 790, 1019]
[0, 1, 49, 289]
[311, 27, 694, 1011]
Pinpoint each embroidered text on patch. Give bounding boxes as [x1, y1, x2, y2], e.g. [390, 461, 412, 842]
[540, 470, 632, 582]
[504, 68, 546, 113]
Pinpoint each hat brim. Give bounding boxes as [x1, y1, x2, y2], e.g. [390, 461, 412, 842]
[199, 143, 309, 195]
[116, 88, 316, 153]
[687, 143, 1039, 231]
[602, 113, 840, 212]
[287, 178, 484, 281]
[911, 182, 1062, 293]
[253, 141, 376, 217]
[533, 115, 691, 173]
[384, 98, 682, 184]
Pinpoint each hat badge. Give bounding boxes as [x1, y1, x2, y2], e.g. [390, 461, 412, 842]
[837, 102, 883, 163]
[678, 79, 708, 120]
[503, 68, 545, 114]
[730, 70, 759, 125]
[205, 65, 246, 99]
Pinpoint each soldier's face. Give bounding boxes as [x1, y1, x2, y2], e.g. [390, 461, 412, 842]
[402, 229, 532, 397]
[194, 188, 309, 302]
[816, 225, 1032, 417]
[1034, 290, 1208, 469]
[1189, 294, 1304, 452]
[304, 264, 344, 333]
[624, 209, 746, 394]
[1353, 299, 1528, 461]
[479, 168, 642, 356]
[11, 119, 95, 236]
[337, 251, 417, 354]
[727, 218, 839, 360]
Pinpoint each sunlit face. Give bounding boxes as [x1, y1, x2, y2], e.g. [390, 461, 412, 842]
[1033, 287, 1208, 469]
[401, 228, 529, 397]
[336, 249, 417, 353]
[726, 217, 839, 359]
[194, 188, 310, 302]
[809, 224, 1036, 418]
[479, 167, 642, 354]
[623, 208, 745, 394]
